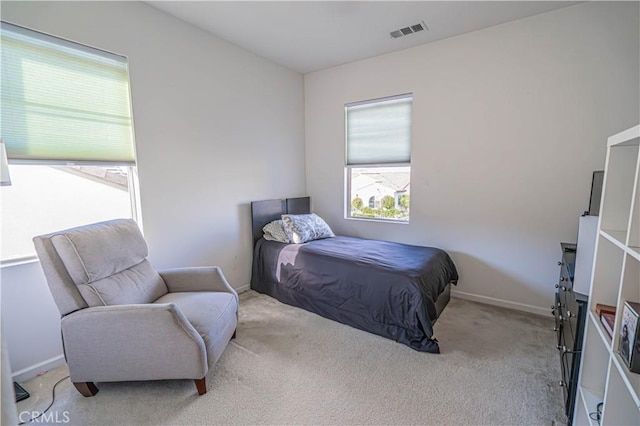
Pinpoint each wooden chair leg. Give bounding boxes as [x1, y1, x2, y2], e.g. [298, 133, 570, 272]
[73, 382, 99, 397]
[194, 377, 206, 395]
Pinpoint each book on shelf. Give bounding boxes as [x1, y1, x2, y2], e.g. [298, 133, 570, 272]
[596, 303, 616, 317]
[618, 301, 640, 373]
[600, 313, 615, 339]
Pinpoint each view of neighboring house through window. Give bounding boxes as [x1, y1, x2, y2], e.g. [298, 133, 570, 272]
[345, 94, 412, 221]
[0, 22, 139, 262]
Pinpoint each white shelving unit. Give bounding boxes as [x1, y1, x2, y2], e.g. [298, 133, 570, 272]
[575, 125, 640, 425]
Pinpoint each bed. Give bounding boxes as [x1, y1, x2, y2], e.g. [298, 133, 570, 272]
[250, 197, 458, 353]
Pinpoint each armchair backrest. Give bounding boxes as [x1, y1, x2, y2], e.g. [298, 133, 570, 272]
[34, 219, 168, 316]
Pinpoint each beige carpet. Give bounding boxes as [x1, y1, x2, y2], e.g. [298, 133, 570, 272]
[16, 291, 566, 425]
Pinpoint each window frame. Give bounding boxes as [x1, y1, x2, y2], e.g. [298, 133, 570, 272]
[345, 163, 411, 223]
[344, 93, 413, 223]
[0, 22, 141, 266]
[0, 164, 142, 266]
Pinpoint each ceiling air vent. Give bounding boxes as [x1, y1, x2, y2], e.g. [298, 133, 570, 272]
[390, 21, 428, 39]
[400, 27, 413, 36]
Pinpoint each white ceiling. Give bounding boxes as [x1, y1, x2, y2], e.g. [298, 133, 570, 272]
[148, 1, 580, 74]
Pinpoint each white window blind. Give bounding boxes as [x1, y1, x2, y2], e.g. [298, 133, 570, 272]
[345, 94, 412, 165]
[1, 22, 136, 165]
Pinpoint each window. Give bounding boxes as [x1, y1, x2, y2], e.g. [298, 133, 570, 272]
[345, 94, 412, 222]
[1, 22, 139, 262]
[1, 165, 138, 260]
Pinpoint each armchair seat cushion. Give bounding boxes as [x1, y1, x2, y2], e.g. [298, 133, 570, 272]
[154, 292, 237, 359]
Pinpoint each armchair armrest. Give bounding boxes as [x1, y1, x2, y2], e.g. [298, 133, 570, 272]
[160, 266, 238, 300]
[61, 303, 207, 383]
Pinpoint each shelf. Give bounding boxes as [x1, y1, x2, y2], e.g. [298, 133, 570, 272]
[600, 143, 638, 236]
[611, 347, 640, 408]
[579, 386, 604, 426]
[589, 310, 613, 349]
[589, 234, 625, 310]
[575, 125, 640, 426]
[611, 257, 639, 359]
[600, 229, 627, 250]
[629, 161, 640, 249]
[602, 361, 640, 425]
[581, 319, 612, 396]
[574, 405, 591, 426]
[607, 125, 640, 147]
[599, 229, 640, 261]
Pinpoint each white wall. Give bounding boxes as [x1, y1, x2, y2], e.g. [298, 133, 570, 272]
[1, 262, 63, 382]
[304, 2, 640, 315]
[1, 1, 305, 378]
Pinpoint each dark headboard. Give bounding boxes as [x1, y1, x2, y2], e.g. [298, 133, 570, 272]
[250, 196, 310, 246]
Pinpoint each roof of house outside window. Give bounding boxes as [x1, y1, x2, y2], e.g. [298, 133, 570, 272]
[352, 171, 410, 195]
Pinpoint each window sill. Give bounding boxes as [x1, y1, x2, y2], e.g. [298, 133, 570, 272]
[1, 255, 39, 268]
[345, 217, 410, 225]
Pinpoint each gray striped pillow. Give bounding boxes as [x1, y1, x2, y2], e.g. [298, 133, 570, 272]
[262, 220, 290, 243]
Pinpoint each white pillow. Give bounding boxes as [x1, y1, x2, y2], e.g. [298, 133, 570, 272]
[281, 213, 335, 244]
[262, 220, 290, 243]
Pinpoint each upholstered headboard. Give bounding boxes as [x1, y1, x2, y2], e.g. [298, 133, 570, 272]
[250, 197, 310, 246]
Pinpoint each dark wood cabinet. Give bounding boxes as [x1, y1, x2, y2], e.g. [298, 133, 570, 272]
[553, 243, 588, 425]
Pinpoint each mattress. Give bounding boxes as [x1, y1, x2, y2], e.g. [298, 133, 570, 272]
[251, 235, 459, 353]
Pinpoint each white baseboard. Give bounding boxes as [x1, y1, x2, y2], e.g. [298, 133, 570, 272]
[12, 355, 66, 383]
[234, 284, 551, 316]
[451, 290, 552, 318]
[235, 283, 251, 294]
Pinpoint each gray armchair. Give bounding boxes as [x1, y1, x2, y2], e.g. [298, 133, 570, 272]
[33, 219, 238, 397]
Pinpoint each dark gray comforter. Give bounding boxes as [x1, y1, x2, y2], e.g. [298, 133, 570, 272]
[251, 235, 458, 353]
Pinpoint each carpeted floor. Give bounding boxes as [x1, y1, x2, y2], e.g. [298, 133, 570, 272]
[16, 291, 566, 425]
